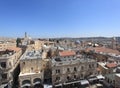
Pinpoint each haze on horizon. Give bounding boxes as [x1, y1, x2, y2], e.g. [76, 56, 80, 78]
[0, 0, 120, 38]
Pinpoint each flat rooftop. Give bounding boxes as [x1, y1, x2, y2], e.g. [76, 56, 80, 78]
[0, 50, 15, 58]
[19, 71, 41, 76]
[52, 56, 96, 66]
[20, 50, 42, 60]
[86, 47, 120, 56]
[0, 47, 21, 58]
[0, 40, 16, 44]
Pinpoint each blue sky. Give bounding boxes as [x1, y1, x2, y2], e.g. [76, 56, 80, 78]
[0, 0, 120, 38]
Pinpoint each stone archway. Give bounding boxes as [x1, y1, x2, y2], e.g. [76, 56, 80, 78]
[33, 78, 43, 88]
[21, 80, 31, 88]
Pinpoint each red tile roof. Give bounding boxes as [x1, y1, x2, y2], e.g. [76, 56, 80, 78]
[8, 47, 21, 52]
[59, 50, 76, 57]
[106, 63, 117, 68]
[86, 47, 120, 55]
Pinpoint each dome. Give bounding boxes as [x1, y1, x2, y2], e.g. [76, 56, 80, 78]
[75, 40, 80, 44]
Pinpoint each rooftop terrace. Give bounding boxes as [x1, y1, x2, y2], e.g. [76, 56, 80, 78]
[52, 56, 96, 66]
[20, 50, 42, 60]
[0, 49, 16, 59]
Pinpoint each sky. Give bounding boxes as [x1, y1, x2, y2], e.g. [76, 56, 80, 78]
[0, 0, 120, 38]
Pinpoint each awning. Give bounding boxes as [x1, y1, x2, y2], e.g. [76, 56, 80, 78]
[33, 81, 41, 85]
[96, 84, 103, 87]
[88, 77, 97, 82]
[54, 84, 62, 87]
[96, 75, 105, 80]
[80, 80, 89, 85]
[21, 83, 31, 88]
[63, 80, 81, 85]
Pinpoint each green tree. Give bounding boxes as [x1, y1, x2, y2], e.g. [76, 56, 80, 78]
[16, 38, 21, 47]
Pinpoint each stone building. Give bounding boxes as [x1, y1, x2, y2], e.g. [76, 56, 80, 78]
[85, 47, 120, 62]
[51, 50, 97, 88]
[19, 50, 44, 88]
[115, 74, 120, 88]
[98, 62, 118, 75]
[0, 40, 16, 51]
[0, 47, 22, 87]
[27, 40, 55, 51]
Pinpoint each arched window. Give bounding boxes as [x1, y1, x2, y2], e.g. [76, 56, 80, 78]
[22, 80, 31, 85]
[33, 78, 41, 83]
[67, 76, 70, 80]
[81, 66, 84, 70]
[31, 67, 33, 72]
[67, 68, 70, 72]
[74, 75, 76, 79]
[74, 67, 77, 72]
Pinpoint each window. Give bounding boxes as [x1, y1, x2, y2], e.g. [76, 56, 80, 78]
[81, 66, 84, 70]
[113, 80, 115, 84]
[2, 74, 7, 79]
[31, 67, 33, 72]
[81, 74, 83, 78]
[97, 63, 98, 67]
[74, 75, 76, 79]
[74, 67, 77, 72]
[67, 76, 70, 80]
[56, 69, 60, 73]
[89, 65, 91, 68]
[56, 77, 60, 81]
[1, 62, 6, 68]
[43, 64, 46, 67]
[67, 68, 70, 72]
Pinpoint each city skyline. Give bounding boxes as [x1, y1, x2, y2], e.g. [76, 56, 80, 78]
[0, 0, 120, 38]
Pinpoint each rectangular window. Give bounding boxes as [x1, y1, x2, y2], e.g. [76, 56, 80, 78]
[81, 74, 83, 78]
[56, 69, 60, 73]
[74, 67, 77, 72]
[81, 66, 84, 70]
[2, 74, 7, 79]
[89, 65, 91, 68]
[56, 77, 60, 81]
[67, 76, 70, 80]
[74, 75, 76, 79]
[67, 68, 70, 72]
[31, 67, 33, 72]
[1, 62, 6, 68]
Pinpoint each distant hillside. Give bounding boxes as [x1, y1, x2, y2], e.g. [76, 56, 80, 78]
[50, 37, 111, 41]
[0, 37, 16, 41]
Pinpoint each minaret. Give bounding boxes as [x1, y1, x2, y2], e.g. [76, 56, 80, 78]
[112, 37, 117, 49]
